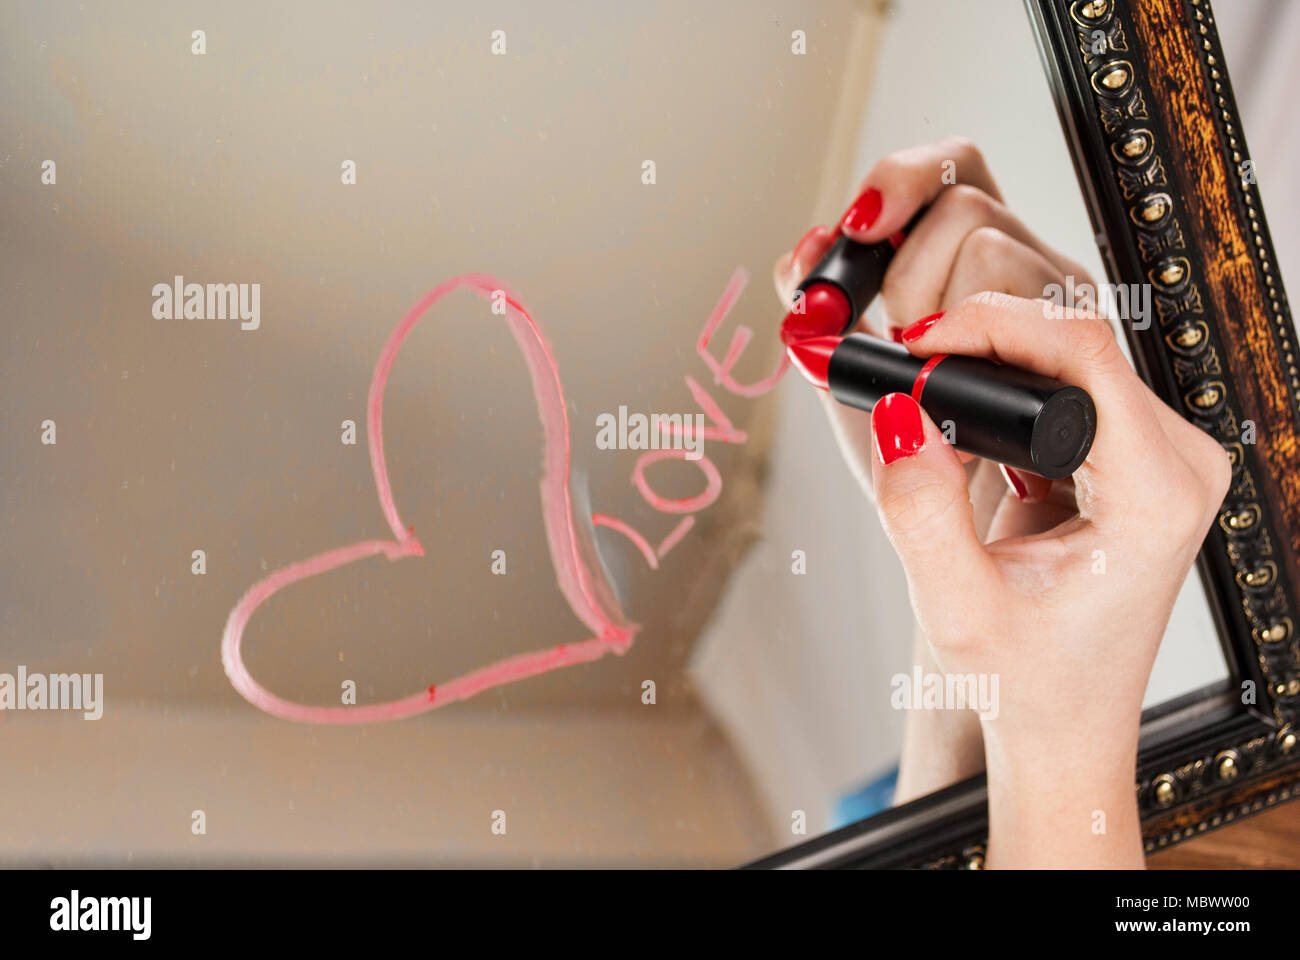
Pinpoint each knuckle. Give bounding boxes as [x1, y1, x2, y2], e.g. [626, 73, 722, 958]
[942, 134, 983, 167]
[1065, 314, 1122, 366]
[1199, 437, 1233, 508]
[877, 476, 967, 540]
[963, 288, 1021, 323]
[938, 182, 997, 219]
[869, 153, 906, 186]
[1212, 443, 1233, 499]
[956, 225, 1014, 271]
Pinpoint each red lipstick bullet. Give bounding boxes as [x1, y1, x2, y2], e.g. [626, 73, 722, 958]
[784, 335, 836, 390]
[782, 209, 925, 347]
[780, 284, 850, 347]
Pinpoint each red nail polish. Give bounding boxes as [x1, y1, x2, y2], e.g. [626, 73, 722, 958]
[890, 326, 905, 343]
[901, 311, 945, 343]
[999, 464, 1028, 501]
[872, 393, 925, 465]
[841, 187, 883, 234]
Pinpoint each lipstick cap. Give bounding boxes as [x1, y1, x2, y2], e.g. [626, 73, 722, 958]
[826, 336, 1096, 479]
[921, 355, 1096, 479]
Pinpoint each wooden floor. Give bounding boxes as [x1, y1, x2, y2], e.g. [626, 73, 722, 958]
[1147, 800, 1300, 869]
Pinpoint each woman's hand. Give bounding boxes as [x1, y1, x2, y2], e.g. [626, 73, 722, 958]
[773, 137, 1102, 804]
[774, 137, 1231, 865]
[773, 136, 1098, 514]
[871, 294, 1230, 867]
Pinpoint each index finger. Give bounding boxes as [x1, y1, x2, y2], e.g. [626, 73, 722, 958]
[841, 136, 1005, 244]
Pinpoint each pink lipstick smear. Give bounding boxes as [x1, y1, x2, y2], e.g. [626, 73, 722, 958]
[222, 267, 781, 723]
[221, 274, 638, 724]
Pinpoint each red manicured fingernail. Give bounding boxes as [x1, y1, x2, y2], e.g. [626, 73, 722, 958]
[1000, 464, 1028, 501]
[901, 311, 945, 343]
[841, 187, 883, 234]
[872, 393, 926, 465]
[890, 326, 905, 343]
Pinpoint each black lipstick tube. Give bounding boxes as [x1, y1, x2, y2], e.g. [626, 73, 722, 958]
[829, 334, 1096, 479]
[797, 232, 895, 333]
[796, 212, 923, 332]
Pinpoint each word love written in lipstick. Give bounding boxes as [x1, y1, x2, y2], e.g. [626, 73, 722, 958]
[221, 270, 789, 723]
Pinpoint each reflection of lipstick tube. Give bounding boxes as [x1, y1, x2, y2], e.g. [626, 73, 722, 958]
[796, 234, 899, 335]
[785, 213, 921, 344]
[788, 334, 1097, 479]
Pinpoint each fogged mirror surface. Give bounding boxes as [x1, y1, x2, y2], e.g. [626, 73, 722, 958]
[0, 0, 1242, 866]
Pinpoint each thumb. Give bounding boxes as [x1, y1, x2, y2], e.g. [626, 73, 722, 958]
[870, 393, 996, 627]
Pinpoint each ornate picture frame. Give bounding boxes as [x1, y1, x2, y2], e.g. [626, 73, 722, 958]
[753, 0, 1300, 869]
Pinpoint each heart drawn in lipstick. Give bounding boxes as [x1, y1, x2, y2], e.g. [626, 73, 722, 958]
[221, 274, 638, 724]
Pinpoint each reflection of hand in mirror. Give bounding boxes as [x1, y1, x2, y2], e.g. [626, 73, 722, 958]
[775, 138, 1232, 867]
[773, 136, 1095, 505]
[772, 137, 1098, 808]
